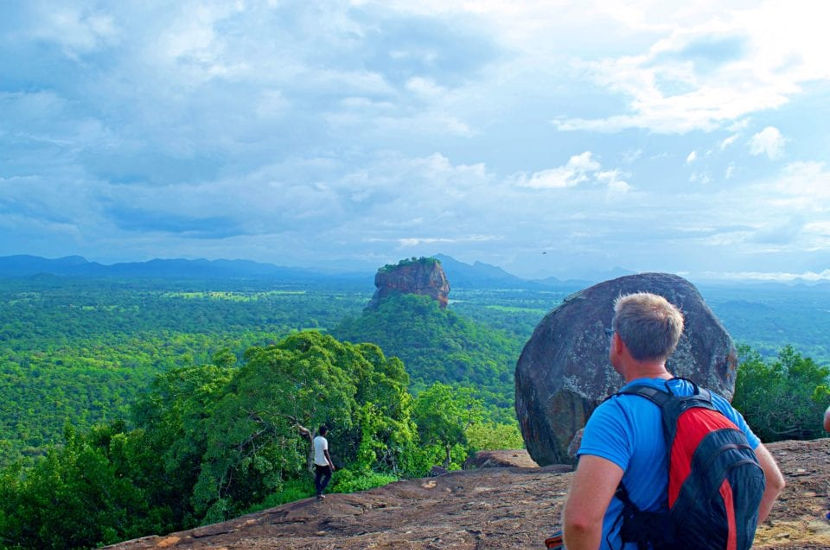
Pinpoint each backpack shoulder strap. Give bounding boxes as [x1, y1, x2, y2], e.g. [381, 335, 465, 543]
[616, 383, 672, 407]
[616, 378, 714, 409]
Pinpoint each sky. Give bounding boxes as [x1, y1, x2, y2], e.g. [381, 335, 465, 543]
[2, 1, 830, 281]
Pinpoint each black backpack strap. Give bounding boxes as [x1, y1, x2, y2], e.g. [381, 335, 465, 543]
[616, 383, 672, 406]
[613, 482, 673, 550]
[615, 379, 719, 442]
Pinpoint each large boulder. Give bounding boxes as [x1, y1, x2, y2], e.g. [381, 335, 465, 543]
[515, 272, 737, 466]
[367, 257, 450, 309]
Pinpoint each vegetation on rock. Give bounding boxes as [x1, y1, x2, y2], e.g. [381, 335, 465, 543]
[378, 256, 440, 273]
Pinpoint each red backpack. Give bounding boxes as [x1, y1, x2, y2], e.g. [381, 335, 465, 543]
[613, 379, 765, 550]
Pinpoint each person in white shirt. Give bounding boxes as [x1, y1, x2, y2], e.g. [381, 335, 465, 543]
[313, 425, 335, 499]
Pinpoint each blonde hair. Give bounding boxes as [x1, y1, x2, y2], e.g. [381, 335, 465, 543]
[612, 292, 684, 361]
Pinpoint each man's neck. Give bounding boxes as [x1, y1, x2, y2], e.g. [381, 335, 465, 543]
[624, 362, 672, 383]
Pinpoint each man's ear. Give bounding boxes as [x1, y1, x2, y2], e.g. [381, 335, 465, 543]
[612, 332, 625, 355]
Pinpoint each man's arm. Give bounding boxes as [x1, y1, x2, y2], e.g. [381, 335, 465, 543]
[324, 448, 335, 470]
[563, 455, 624, 550]
[754, 443, 784, 523]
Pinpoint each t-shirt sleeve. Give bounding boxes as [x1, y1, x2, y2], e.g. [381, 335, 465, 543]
[577, 399, 633, 471]
[712, 394, 761, 449]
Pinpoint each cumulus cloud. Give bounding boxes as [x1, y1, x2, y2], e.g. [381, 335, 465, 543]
[749, 126, 785, 159]
[513, 152, 624, 189]
[550, 3, 830, 134]
[1, 1, 829, 279]
[597, 170, 630, 193]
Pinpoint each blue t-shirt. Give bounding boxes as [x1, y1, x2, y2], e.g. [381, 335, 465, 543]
[577, 377, 760, 550]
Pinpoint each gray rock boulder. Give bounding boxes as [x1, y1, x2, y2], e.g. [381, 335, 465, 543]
[515, 272, 737, 466]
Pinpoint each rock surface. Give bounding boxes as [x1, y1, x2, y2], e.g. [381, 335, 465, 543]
[367, 258, 450, 309]
[464, 449, 541, 469]
[515, 273, 737, 466]
[104, 439, 830, 549]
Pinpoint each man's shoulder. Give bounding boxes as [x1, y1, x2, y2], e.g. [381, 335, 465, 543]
[586, 392, 644, 427]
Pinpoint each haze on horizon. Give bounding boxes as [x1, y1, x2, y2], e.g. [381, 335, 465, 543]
[2, 1, 829, 281]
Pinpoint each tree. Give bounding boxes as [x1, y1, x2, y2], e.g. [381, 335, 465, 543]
[412, 382, 483, 468]
[733, 345, 830, 442]
[130, 363, 234, 530]
[187, 331, 418, 522]
[0, 423, 149, 549]
[465, 420, 525, 453]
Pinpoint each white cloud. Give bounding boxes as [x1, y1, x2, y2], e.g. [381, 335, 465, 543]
[720, 134, 739, 150]
[548, 3, 830, 133]
[689, 172, 711, 185]
[709, 269, 830, 282]
[514, 152, 601, 189]
[749, 126, 785, 159]
[30, 5, 119, 57]
[396, 235, 498, 247]
[597, 170, 631, 193]
[405, 77, 446, 98]
[702, 161, 830, 257]
[4, 1, 830, 279]
[763, 161, 830, 208]
[621, 149, 643, 164]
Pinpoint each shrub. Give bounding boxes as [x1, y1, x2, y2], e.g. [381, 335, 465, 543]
[241, 479, 315, 514]
[331, 468, 399, 493]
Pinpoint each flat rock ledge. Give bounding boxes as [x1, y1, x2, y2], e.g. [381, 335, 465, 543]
[104, 439, 830, 550]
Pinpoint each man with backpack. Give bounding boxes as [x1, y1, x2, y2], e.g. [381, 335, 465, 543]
[562, 292, 785, 550]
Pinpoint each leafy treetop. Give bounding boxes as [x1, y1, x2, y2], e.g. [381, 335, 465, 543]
[378, 257, 440, 273]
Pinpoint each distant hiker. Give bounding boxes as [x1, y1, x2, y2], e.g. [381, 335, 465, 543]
[562, 292, 785, 550]
[824, 405, 830, 432]
[313, 425, 335, 500]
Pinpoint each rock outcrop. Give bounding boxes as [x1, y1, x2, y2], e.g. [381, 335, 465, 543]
[515, 272, 738, 466]
[367, 257, 450, 309]
[463, 449, 541, 469]
[104, 439, 830, 549]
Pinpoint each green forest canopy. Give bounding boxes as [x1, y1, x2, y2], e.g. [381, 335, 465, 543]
[2, 277, 829, 468]
[0, 276, 828, 549]
[0, 331, 519, 549]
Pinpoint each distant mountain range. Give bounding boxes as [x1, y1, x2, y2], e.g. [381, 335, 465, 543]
[3, 254, 823, 290]
[0, 255, 369, 284]
[433, 254, 530, 288]
[0, 254, 590, 290]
